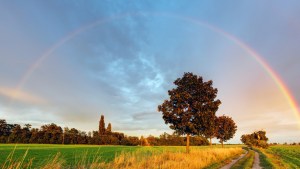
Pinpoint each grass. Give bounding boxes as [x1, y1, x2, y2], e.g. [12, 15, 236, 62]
[0, 144, 243, 169]
[95, 146, 243, 169]
[254, 145, 300, 169]
[268, 145, 300, 168]
[0, 144, 139, 168]
[231, 150, 254, 169]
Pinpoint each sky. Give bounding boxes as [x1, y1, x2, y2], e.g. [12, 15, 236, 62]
[0, 1, 300, 143]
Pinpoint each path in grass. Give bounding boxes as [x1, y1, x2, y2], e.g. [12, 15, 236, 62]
[224, 149, 263, 169]
[220, 150, 248, 169]
[252, 152, 262, 169]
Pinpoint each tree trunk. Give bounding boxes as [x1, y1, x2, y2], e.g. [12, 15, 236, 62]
[210, 137, 212, 147]
[62, 132, 65, 144]
[221, 140, 223, 148]
[186, 134, 190, 153]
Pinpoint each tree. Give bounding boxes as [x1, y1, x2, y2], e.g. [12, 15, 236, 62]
[158, 72, 221, 153]
[241, 130, 268, 148]
[99, 115, 105, 136]
[200, 114, 217, 146]
[215, 115, 237, 147]
[107, 123, 112, 133]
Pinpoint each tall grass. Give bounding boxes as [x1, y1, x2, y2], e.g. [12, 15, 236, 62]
[1, 146, 243, 169]
[92, 147, 243, 169]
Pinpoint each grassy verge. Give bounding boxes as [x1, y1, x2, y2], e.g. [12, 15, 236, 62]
[204, 147, 246, 169]
[268, 145, 300, 168]
[253, 146, 293, 169]
[231, 149, 254, 169]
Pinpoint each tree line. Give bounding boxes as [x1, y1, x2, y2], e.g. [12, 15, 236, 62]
[0, 118, 209, 146]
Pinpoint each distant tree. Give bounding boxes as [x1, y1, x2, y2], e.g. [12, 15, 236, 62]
[40, 123, 63, 144]
[8, 124, 22, 143]
[99, 115, 105, 136]
[107, 123, 112, 133]
[215, 115, 237, 147]
[140, 136, 150, 146]
[147, 135, 159, 146]
[190, 135, 209, 146]
[158, 72, 221, 152]
[21, 124, 32, 143]
[29, 128, 39, 143]
[241, 130, 268, 148]
[120, 136, 139, 146]
[0, 119, 9, 143]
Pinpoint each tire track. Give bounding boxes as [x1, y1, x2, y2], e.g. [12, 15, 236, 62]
[252, 151, 262, 169]
[220, 151, 248, 169]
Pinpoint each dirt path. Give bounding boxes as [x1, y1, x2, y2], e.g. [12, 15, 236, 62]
[220, 151, 248, 169]
[252, 151, 262, 169]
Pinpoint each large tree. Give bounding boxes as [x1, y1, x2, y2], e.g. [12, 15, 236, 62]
[215, 115, 237, 147]
[158, 72, 221, 152]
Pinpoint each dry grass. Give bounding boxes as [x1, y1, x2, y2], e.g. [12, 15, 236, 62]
[91, 147, 243, 169]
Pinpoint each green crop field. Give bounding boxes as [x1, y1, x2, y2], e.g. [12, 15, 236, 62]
[0, 144, 243, 168]
[0, 144, 140, 168]
[267, 145, 300, 168]
[0, 144, 191, 168]
[256, 145, 300, 169]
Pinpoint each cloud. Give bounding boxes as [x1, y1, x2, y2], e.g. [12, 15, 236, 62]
[0, 86, 46, 104]
[132, 112, 161, 121]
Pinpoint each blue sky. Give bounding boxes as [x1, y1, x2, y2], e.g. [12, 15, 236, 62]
[0, 1, 300, 143]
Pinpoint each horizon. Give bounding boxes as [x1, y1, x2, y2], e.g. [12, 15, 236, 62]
[1, 1, 300, 144]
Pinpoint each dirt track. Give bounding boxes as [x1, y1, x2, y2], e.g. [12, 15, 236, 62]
[220, 150, 262, 169]
[220, 151, 248, 169]
[252, 151, 262, 169]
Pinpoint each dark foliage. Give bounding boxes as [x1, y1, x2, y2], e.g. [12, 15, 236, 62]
[241, 130, 269, 148]
[0, 118, 209, 146]
[158, 72, 221, 151]
[215, 115, 237, 147]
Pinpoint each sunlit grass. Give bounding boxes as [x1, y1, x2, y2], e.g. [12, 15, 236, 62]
[253, 145, 300, 169]
[91, 147, 243, 169]
[231, 150, 254, 169]
[0, 144, 243, 169]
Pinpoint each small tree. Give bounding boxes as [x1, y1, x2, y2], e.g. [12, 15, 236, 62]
[215, 115, 237, 148]
[99, 115, 105, 136]
[158, 72, 221, 153]
[107, 123, 112, 133]
[199, 113, 217, 146]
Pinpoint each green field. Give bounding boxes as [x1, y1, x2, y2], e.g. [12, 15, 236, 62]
[0, 144, 242, 168]
[2, 144, 299, 169]
[255, 145, 300, 169]
[0, 144, 193, 168]
[0, 144, 140, 168]
[268, 145, 300, 168]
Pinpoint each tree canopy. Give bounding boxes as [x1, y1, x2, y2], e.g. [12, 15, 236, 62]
[216, 115, 237, 147]
[158, 72, 221, 152]
[241, 130, 269, 148]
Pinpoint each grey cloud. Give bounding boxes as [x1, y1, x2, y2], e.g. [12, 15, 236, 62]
[132, 112, 161, 121]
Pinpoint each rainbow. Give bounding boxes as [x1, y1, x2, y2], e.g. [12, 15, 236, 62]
[12, 12, 300, 123]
